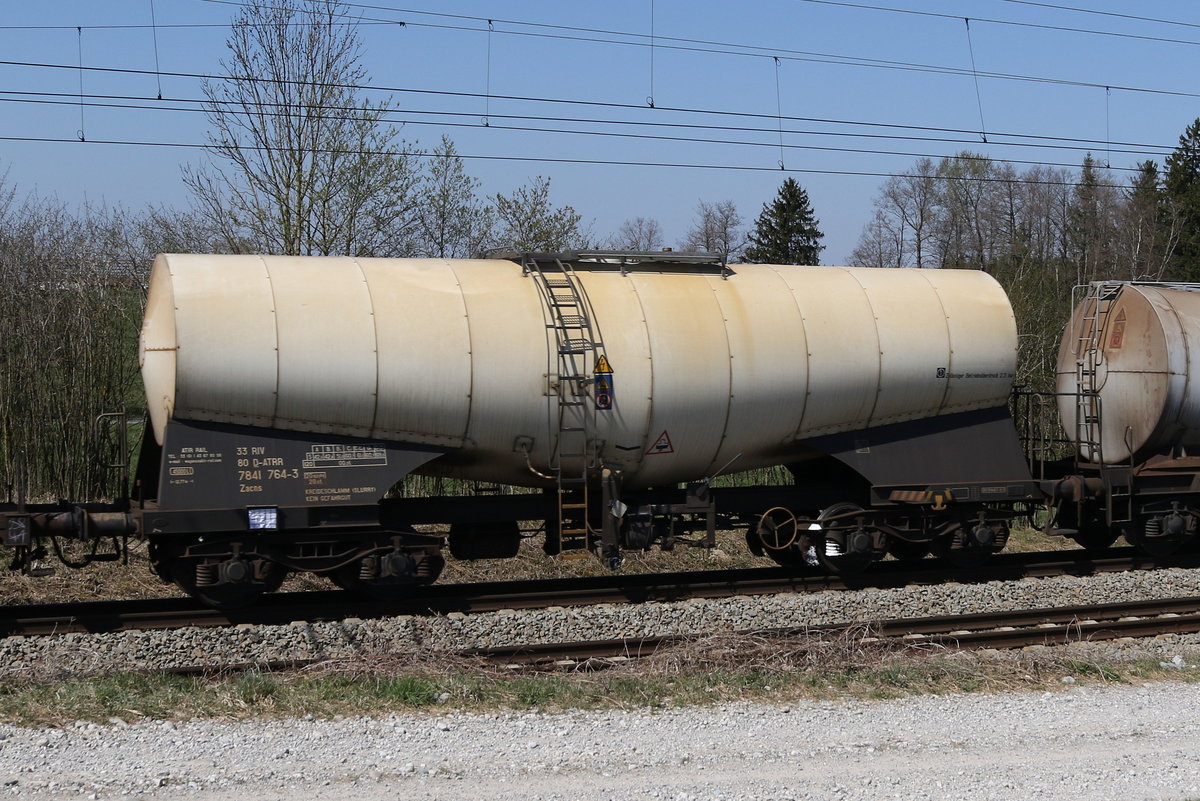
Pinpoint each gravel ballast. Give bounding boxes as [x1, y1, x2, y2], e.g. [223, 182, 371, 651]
[4, 566, 1200, 676]
[3, 681, 1200, 800]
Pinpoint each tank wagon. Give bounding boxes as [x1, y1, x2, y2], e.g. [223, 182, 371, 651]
[1049, 281, 1200, 555]
[10, 253, 1192, 608]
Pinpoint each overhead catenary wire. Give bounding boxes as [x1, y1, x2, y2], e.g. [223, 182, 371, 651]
[773, 57, 785, 169]
[204, 0, 1200, 50]
[483, 18, 492, 126]
[0, 58, 1180, 159]
[995, 0, 1200, 33]
[0, 131, 1140, 191]
[0, 86, 1168, 176]
[964, 18, 988, 144]
[792, 0, 1200, 48]
[0, 87, 1175, 164]
[148, 0, 163, 100]
[5, 5, 1200, 104]
[646, 0, 655, 108]
[74, 27, 86, 142]
[0, 1, 1188, 198]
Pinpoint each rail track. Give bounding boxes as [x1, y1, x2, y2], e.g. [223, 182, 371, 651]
[472, 595, 1200, 667]
[3, 546, 1199, 638]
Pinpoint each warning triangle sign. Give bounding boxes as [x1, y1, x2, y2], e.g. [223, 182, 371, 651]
[594, 354, 613, 373]
[645, 430, 674, 455]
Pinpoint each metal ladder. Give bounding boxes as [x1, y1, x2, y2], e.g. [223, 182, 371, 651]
[1073, 282, 1120, 465]
[523, 255, 601, 556]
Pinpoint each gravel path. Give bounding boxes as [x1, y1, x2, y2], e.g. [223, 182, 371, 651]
[3, 681, 1200, 800]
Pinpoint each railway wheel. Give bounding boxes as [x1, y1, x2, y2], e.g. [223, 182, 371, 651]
[1055, 501, 1118, 552]
[170, 554, 286, 610]
[332, 539, 445, 602]
[812, 503, 880, 574]
[931, 517, 1008, 568]
[1127, 509, 1195, 557]
[885, 538, 931, 562]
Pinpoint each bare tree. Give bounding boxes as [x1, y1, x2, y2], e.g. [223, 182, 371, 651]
[0, 184, 145, 501]
[680, 200, 744, 259]
[850, 208, 904, 268]
[609, 216, 664, 251]
[491, 176, 586, 252]
[183, 0, 421, 256]
[887, 160, 938, 268]
[932, 153, 1001, 269]
[416, 136, 493, 258]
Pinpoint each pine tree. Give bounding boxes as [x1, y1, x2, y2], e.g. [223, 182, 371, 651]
[1164, 118, 1200, 280]
[743, 178, 824, 264]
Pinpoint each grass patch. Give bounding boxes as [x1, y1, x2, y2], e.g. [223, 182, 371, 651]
[1, 636, 1196, 727]
[1005, 524, 1082, 553]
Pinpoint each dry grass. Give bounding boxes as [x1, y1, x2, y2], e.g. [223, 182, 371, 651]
[1005, 524, 1083, 553]
[439, 526, 776, 584]
[0, 632, 1195, 726]
[0, 540, 184, 606]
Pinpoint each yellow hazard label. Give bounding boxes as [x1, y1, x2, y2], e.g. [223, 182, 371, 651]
[594, 355, 613, 373]
[888, 489, 954, 509]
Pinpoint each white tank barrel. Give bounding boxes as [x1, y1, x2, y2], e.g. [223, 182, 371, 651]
[140, 254, 1018, 488]
[1056, 282, 1200, 465]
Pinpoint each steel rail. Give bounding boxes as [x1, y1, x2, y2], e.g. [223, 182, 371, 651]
[464, 595, 1200, 665]
[2, 546, 1199, 637]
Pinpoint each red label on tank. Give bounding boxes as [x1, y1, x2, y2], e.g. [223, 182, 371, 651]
[1109, 309, 1127, 350]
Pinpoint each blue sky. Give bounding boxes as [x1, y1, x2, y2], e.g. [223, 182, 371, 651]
[2, 1, 1199, 261]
